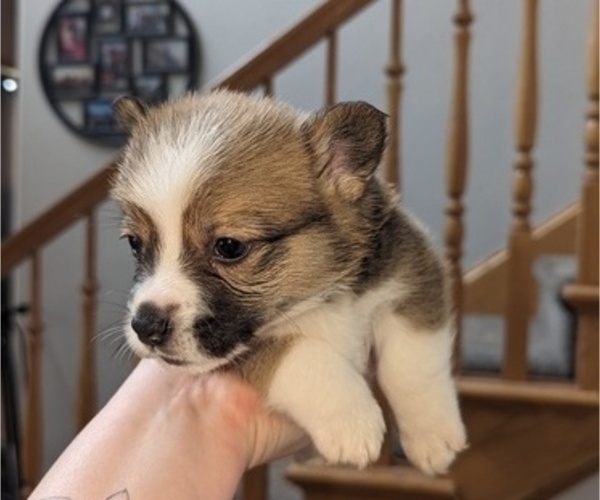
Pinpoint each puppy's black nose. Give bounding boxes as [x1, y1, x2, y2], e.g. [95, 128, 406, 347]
[131, 302, 171, 347]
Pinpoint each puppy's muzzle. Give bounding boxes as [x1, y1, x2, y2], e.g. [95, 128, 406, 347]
[131, 302, 172, 347]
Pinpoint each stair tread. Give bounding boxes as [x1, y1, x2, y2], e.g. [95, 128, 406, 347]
[458, 376, 599, 407]
[286, 461, 455, 496]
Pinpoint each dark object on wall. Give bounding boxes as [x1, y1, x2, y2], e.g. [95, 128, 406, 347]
[39, 0, 200, 147]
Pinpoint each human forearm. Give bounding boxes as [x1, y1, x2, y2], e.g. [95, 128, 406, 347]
[30, 360, 250, 500]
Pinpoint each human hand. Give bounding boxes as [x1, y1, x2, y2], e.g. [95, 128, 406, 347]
[154, 359, 309, 469]
[31, 359, 308, 500]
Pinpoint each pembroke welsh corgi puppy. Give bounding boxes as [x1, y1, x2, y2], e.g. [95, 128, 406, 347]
[111, 90, 466, 474]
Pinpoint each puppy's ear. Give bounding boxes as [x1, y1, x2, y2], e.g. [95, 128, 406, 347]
[113, 96, 148, 133]
[303, 102, 387, 201]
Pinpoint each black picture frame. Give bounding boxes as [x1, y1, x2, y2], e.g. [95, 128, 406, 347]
[133, 75, 167, 103]
[85, 98, 121, 134]
[143, 38, 188, 74]
[93, 0, 123, 35]
[57, 14, 90, 63]
[58, 0, 90, 15]
[51, 65, 95, 97]
[97, 37, 131, 90]
[39, 0, 200, 147]
[125, 2, 171, 36]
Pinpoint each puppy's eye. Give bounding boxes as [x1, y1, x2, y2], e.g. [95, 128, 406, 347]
[127, 235, 143, 257]
[213, 238, 250, 262]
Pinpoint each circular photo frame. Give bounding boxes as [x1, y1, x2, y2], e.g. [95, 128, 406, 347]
[39, 0, 200, 147]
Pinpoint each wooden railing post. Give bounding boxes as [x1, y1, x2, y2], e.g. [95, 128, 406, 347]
[502, 0, 538, 380]
[381, 0, 404, 190]
[573, 0, 599, 391]
[444, 0, 472, 369]
[325, 30, 338, 106]
[263, 77, 274, 97]
[21, 252, 43, 494]
[503, 0, 539, 381]
[76, 211, 98, 430]
[242, 466, 269, 500]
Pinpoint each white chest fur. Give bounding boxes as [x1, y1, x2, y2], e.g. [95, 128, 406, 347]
[263, 280, 466, 473]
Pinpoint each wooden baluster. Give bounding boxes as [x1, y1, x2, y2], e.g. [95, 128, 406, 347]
[77, 211, 98, 430]
[382, 0, 404, 190]
[444, 0, 472, 370]
[21, 252, 43, 493]
[325, 30, 338, 106]
[574, 0, 599, 390]
[263, 77, 274, 97]
[503, 0, 539, 380]
[242, 466, 269, 500]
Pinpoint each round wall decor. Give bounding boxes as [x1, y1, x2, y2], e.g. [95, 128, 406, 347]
[39, 0, 200, 146]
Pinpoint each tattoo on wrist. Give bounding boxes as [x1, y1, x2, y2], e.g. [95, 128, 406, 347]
[41, 489, 129, 500]
[106, 490, 130, 499]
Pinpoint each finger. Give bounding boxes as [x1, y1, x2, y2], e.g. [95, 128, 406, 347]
[248, 411, 309, 468]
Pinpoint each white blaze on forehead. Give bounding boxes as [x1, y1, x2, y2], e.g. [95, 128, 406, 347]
[126, 121, 223, 214]
[126, 121, 223, 314]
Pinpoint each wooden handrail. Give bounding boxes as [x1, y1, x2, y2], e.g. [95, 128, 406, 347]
[1, 163, 118, 276]
[207, 0, 375, 92]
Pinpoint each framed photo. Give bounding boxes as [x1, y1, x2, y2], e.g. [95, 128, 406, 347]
[144, 38, 188, 73]
[57, 15, 89, 63]
[39, 0, 199, 145]
[93, 0, 122, 34]
[98, 37, 130, 89]
[58, 0, 89, 15]
[51, 66, 95, 97]
[133, 75, 166, 103]
[85, 98, 120, 134]
[126, 2, 171, 36]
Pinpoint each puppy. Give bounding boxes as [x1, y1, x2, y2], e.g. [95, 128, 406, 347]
[111, 90, 466, 475]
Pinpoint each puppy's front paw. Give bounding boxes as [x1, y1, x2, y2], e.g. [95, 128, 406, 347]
[309, 400, 385, 469]
[400, 413, 467, 476]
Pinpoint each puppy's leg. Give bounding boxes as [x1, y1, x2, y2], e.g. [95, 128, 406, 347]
[266, 337, 385, 468]
[373, 313, 466, 475]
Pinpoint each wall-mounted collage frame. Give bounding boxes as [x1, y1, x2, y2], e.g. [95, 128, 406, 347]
[39, 0, 200, 146]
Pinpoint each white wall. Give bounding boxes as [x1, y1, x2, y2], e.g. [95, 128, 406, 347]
[14, 0, 590, 477]
[554, 474, 599, 500]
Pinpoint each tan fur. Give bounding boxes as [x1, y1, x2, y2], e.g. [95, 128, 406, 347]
[232, 336, 298, 397]
[118, 202, 156, 240]
[111, 90, 465, 473]
[112, 90, 450, 343]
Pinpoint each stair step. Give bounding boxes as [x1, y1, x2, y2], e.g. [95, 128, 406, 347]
[286, 461, 455, 500]
[458, 376, 599, 407]
[455, 387, 598, 500]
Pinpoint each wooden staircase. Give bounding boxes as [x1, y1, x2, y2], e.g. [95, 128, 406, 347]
[287, 378, 599, 500]
[2, 1, 598, 499]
